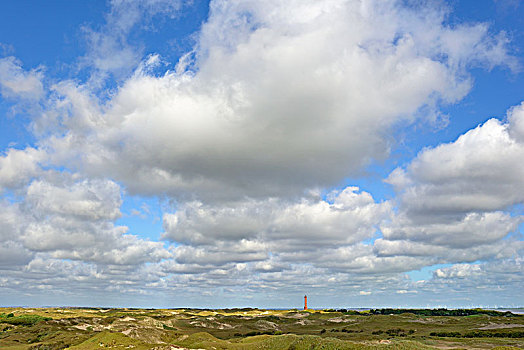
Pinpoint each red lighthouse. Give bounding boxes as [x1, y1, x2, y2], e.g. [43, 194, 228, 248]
[304, 295, 308, 310]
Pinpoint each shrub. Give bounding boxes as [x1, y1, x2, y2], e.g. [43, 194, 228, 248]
[0, 315, 51, 326]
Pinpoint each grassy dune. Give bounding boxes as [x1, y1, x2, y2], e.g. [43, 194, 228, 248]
[0, 308, 522, 349]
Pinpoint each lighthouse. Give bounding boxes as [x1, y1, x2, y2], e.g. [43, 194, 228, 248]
[304, 295, 308, 310]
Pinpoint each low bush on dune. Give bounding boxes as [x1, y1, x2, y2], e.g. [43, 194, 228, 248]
[0, 313, 51, 326]
[370, 308, 515, 317]
[430, 330, 524, 338]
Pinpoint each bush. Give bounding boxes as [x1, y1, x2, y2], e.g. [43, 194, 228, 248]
[430, 331, 524, 338]
[369, 308, 515, 317]
[243, 330, 279, 337]
[0, 315, 51, 326]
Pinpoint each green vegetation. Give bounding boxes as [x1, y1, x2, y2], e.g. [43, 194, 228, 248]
[369, 308, 516, 317]
[430, 330, 524, 338]
[0, 313, 51, 326]
[0, 307, 522, 349]
[70, 331, 152, 350]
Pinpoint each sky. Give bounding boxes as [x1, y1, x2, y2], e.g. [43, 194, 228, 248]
[0, 0, 523, 309]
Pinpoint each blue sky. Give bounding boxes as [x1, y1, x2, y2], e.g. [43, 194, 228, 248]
[0, 0, 523, 308]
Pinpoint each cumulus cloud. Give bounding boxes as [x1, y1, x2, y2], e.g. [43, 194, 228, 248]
[0, 176, 170, 268]
[386, 103, 524, 216]
[387, 118, 524, 216]
[0, 57, 44, 100]
[374, 238, 522, 266]
[0, 201, 35, 267]
[163, 187, 388, 246]
[508, 102, 524, 141]
[307, 245, 433, 274]
[0, 147, 45, 191]
[0, 241, 33, 267]
[26, 179, 122, 221]
[22, 178, 169, 265]
[379, 102, 524, 264]
[33, 0, 515, 201]
[172, 240, 268, 266]
[382, 212, 520, 248]
[434, 264, 482, 279]
[426, 259, 523, 297]
[0, 0, 521, 306]
[0, 201, 23, 242]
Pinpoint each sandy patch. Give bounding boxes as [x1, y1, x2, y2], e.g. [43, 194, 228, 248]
[286, 313, 309, 319]
[188, 320, 233, 329]
[295, 319, 311, 325]
[72, 324, 91, 330]
[121, 317, 136, 322]
[327, 317, 355, 323]
[215, 322, 234, 329]
[255, 320, 278, 329]
[368, 340, 392, 345]
[407, 318, 441, 324]
[189, 320, 207, 328]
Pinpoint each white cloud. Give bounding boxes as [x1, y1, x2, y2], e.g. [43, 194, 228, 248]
[0, 147, 45, 191]
[21, 178, 170, 265]
[0, 0, 521, 306]
[421, 259, 523, 305]
[0, 201, 23, 241]
[434, 264, 482, 279]
[26, 179, 122, 221]
[0, 57, 44, 100]
[508, 102, 524, 142]
[33, 0, 514, 201]
[0, 241, 33, 267]
[159, 187, 392, 276]
[163, 187, 390, 251]
[0, 176, 170, 267]
[309, 245, 434, 274]
[172, 240, 268, 266]
[382, 211, 520, 248]
[396, 289, 417, 294]
[0, 201, 35, 268]
[387, 110, 524, 215]
[373, 238, 522, 264]
[378, 103, 524, 269]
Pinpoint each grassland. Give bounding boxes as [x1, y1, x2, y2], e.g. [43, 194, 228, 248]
[0, 307, 522, 349]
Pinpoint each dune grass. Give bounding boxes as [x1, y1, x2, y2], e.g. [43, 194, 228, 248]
[0, 307, 522, 349]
